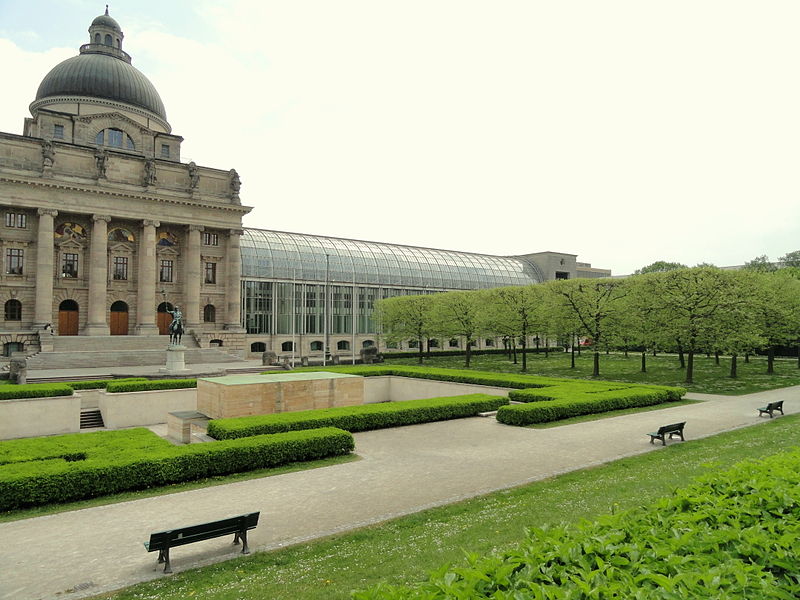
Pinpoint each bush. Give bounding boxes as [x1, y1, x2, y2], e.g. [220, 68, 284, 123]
[105, 379, 197, 393]
[0, 427, 353, 510]
[354, 448, 800, 599]
[0, 383, 73, 400]
[497, 386, 685, 426]
[66, 378, 149, 391]
[207, 394, 508, 439]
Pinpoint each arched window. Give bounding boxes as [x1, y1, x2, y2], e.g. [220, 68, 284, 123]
[485, 338, 495, 347]
[310, 341, 324, 351]
[95, 128, 135, 150]
[362, 340, 375, 348]
[94, 33, 101, 43]
[408, 340, 419, 348]
[4, 299, 21, 321]
[281, 341, 294, 352]
[251, 342, 266, 353]
[104, 34, 112, 45]
[428, 339, 439, 348]
[210, 339, 223, 347]
[3, 342, 24, 357]
[449, 338, 459, 348]
[337, 340, 350, 351]
[203, 304, 216, 323]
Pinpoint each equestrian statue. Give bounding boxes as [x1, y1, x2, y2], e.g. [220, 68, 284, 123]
[167, 305, 184, 346]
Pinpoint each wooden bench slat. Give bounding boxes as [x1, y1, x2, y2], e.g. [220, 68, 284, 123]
[647, 422, 686, 446]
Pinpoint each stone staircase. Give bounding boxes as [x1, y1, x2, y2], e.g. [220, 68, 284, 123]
[25, 335, 242, 370]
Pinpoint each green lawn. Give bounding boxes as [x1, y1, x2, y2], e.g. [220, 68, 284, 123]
[93, 414, 800, 600]
[384, 351, 800, 394]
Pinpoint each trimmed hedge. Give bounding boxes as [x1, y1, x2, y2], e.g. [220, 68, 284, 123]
[105, 378, 197, 393]
[354, 446, 800, 599]
[207, 394, 508, 439]
[0, 383, 73, 400]
[0, 427, 353, 510]
[497, 386, 685, 426]
[65, 378, 148, 391]
[383, 347, 561, 359]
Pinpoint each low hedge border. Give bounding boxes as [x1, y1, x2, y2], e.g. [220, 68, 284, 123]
[207, 394, 508, 439]
[66, 378, 149, 391]
[0, 427, 353, 510]
[105, 379, 197, 393]
[497, 387, 685, 426]
[0, 384, 73, 400]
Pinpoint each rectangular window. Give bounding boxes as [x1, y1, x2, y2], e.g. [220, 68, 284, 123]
[113, 256, 128, 280]
[204, 262, 216, 284]
[6, 248, 23, 275]
[555, 271, 570, 280]
[53, 124, 64, 139]
[203, 232, 218, 246]
[160, 144, 170, 158]
[160, 259, 173, 283]
[62, 253, 78, 278]
[5, 213, 26, 228]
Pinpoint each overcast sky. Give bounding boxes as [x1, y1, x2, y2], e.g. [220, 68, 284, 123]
[1, 0, 798, 275]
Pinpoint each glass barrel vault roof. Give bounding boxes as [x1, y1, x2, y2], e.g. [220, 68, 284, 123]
[241, 229, 544, 289]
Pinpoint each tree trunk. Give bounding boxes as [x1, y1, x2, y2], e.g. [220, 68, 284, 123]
[685, 351, 694, 384]
[714, 350, 720, 365]
[744, 353, 750, 364]
[730, 354, 737, 378]
[521, 339, 528, 372]
[593, 351, 600, 377]
[512, 340, 518, 364]
[624, 346, 628, 358]
[417, 338, 424, 365]
[544, 337, 549, 358]
[767, 346, 774, 375]
[653, 349, 657, 356]
[426, 339, 432, 358]
[571, 341, 576, 369]
[677, 341, 685, 369]
[465, 339, 472, 368]
[641, 351, 647, 373]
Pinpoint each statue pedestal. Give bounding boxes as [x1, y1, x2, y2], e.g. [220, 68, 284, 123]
[160, 345, 190, 374]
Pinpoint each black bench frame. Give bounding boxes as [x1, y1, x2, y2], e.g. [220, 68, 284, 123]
[758, 400, 784, 418]
[647, 422, 686, 446]
[144, 512, 259, 573]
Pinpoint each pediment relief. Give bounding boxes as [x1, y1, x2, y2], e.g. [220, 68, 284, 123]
[157, 246, 180, 257]
[109, 241, 134, 253]
[57, 239, 85, 250]
[78, 112, 149, 133]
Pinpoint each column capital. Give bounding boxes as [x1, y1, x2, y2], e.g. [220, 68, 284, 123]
[228, 229, 244, 237]
[142, 219, 161, 228]
[188, 224, 205, 232]
[37, 208, 58, 218]
[92, 214, 112, 223]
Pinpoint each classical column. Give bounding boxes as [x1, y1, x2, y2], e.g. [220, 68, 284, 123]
[135, 219, 160, 335]
[224, 229, 244, 330]
[34, 208, 58, 329]
[85, 214, 111, 335]
[184, 225, 203, 330]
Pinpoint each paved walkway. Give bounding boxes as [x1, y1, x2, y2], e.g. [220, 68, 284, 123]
[0, 383, 797, 600]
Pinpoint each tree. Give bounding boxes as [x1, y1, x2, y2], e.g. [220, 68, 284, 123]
[429, 290, 484, 367]
[375, 294, 435, 364]
[750, 271, 800, 374]
[480, 285, 545, 372]
[549, 278, 628, 377]
[633, 261, 687, 275]
[743, 255, 778, 273]
[645, 267, 755, 384]
[779, 250, 800, 268]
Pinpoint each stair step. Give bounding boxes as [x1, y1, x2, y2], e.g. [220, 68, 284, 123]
[80, 409, 104, 429]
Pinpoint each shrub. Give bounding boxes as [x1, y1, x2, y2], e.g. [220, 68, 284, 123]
[207, 394, 508, 439]
[354, 448, 800, 599]
[0, 427, 353, 510]
[0, 383, 73, 400]
[105, 379, 197, 393]
[66, 378, 149, 391]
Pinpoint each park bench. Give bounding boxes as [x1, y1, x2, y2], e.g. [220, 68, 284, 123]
[144, 512, 260, 573]
[647, 422, 686, 446]
[757, 400, 784, 418]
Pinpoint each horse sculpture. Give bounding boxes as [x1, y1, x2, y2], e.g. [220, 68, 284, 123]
[167, 306, 184, 346]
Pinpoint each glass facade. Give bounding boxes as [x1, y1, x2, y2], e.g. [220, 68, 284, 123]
[239, 229, 544, 337]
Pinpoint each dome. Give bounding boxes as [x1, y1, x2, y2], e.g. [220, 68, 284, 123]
[91, 14, 121, 31]
[35, 52, 167, 120]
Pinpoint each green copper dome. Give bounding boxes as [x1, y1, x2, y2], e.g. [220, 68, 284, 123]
[35, 53, 167, 120]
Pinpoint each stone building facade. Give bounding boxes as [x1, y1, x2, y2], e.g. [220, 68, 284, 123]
[0, 10, 251, 357]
